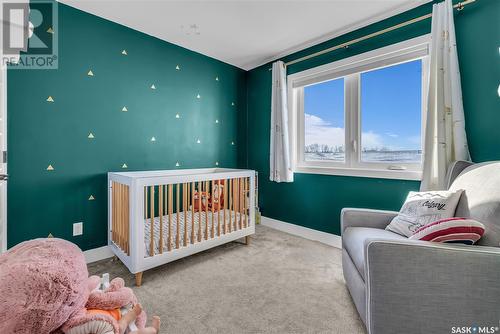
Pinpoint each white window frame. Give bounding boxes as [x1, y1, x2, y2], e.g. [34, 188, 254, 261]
[288, 35, 430, 181]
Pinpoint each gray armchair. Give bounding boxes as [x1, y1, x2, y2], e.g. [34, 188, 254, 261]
[341, 161, 500, 334]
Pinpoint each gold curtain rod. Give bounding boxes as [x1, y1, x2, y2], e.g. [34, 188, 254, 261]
[272, 0, 476, 69]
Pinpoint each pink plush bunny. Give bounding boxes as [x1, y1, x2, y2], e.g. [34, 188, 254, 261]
[62, 276, 147, 334]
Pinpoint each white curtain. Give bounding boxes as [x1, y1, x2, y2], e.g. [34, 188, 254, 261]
[270, 61, 293, 183]
[420, 0, 470, 191]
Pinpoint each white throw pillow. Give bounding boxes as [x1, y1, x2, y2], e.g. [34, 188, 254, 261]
[385, 189, 464, 237]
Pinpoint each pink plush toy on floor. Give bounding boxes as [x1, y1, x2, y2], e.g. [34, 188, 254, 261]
[0, 238, 160, 334]
[63, 274, 160, 334]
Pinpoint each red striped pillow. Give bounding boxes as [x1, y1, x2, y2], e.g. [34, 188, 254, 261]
[408, 217, 485, 245]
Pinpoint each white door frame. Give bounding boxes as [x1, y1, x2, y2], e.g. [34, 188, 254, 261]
[0, 67, 7, 253]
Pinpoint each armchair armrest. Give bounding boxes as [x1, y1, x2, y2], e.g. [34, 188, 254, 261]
[365, 239, 500, 334]
[341, 208, 398, 234]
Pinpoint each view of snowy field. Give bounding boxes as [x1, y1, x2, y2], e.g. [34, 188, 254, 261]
[303, 59, 423, 165]
[304, 150, 422, 163]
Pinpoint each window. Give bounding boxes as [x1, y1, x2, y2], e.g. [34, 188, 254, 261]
[304, 78, 345, 162]
[289, 36, 429, 180]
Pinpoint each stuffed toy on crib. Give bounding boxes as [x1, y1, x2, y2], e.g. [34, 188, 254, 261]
[0, 237, 160, 334]
[193, 180, 225, 212]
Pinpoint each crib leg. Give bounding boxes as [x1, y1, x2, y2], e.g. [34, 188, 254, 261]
[244, 236, 250, 245]
[135, 272, 143, 287]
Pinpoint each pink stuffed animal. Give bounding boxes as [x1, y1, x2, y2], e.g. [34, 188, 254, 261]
[62, 276, 148, 334]
[0, 238, 90, 334]
[0, 238, 160, 334]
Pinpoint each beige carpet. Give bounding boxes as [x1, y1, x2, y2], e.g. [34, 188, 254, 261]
[88, 225, 366, 334]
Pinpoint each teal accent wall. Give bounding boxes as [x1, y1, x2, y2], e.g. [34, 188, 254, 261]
[7, 3, 246, 250]
[245, 0, 500, 236]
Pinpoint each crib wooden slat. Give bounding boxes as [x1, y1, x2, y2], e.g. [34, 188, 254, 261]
[191, 182, 195, 244]
[120, 183, 127, 252]
[240, 179, 244, 229]
[116, 183, 120, 249]
[168, 184, 173, 251]
[198, 181, 202, 242]
[244, 178, 250, 228]
[176, 183, 180, 249]
[124, 184, 128, 251]
[235, 178, 239, 230]
[204, 181, 209, 240]
[149, 186, 154, 256]
[211, 180, 215, 238]
[234, 179, 238, 230]
[115, 183, 119, 249]
[125, 185, 130, 255]
[114, 183, 118, 248]
[240, 178, 243, 229]
[224, 179, 228, 234]
[239, 178, 243, 230]
[217, 180, 221, 237]
[123, 183, 127, 254]
[183, 183, 188, 246]
[112, 182, 115, 245]
[229, 179, 233, 232]
[159, 185, 164, 254]
[235, 179, 239, 230]
[118, 183, 123, 250]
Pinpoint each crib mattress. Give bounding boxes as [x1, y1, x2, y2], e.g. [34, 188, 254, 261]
[144, 210, 246, 256]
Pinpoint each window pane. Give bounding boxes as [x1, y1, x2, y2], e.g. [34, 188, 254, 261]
[304, 78, 345, 162]
[360, 59, 422, 163]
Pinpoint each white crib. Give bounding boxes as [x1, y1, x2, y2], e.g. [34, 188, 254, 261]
[108, 168, 256, 286]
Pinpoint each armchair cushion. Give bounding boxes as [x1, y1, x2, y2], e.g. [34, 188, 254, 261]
[341, 208, 399, 234]
[343, 227, 405, 279]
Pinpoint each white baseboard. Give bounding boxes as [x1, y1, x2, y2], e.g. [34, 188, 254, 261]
[261, 216, 342, 249]
[83, 245, 114, 264]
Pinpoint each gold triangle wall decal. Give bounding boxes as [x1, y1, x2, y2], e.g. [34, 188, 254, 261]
[47, 233, 54, 238]
[88, 195, 95, 200]
[88, 132, 95, 139]
[47, 27, 54, 34]
[46, 164, 54, 171]
[175, 162, 180, 167]
[176, 65, 180, 70]
[87, 70, 94, 76]
[122, 106, 128, 112]
[122, 163, 128, 169]
[151, 84, 156, 89]
[122, 49, 128, 55]
[46, 96, 54, 102]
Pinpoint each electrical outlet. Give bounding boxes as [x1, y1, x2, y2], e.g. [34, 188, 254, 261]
[73, 222, 83, 236]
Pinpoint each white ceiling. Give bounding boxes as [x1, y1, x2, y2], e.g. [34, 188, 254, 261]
[57, 0, 430, 70]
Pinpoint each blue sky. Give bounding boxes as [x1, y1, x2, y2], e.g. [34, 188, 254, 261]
[304, 59, 422, 151]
